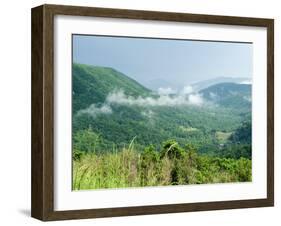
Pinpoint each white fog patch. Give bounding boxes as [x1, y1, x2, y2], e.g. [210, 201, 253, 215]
[188, 94, 204, 106]
[243, 96, 252, 102]
[157, 87, 175, 95]
[76, 103, 112, 117]
[106, 90, 205, 107]
[181, 85, 193, 95]
[77, 88, 206, 118]
[141, 110, 155, 119]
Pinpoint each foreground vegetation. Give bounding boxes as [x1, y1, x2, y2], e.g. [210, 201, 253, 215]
[73, 140, 252, 190]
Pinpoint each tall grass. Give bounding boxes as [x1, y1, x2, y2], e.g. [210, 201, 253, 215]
[73, 147, 252, 190]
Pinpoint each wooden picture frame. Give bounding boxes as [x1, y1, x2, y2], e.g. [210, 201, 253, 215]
[31, 4, 274, 221]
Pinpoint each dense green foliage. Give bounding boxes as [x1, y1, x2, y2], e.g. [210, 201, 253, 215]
[73, 104, 249, 153]
[229, 121, 252, 144]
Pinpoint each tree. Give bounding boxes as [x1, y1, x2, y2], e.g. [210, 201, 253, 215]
[73, 127, 101, 153]
[229, 121, 252, 144]
[160, 140, 185, 159]
[185, 144, 198, 168]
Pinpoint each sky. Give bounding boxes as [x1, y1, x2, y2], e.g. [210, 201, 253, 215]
[73, 35, 252, 89]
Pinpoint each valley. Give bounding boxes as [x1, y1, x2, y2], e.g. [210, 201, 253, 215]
[73, 63, 251, 158]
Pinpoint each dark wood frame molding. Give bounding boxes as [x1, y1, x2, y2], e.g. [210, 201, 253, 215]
[31, 4, 274, 221]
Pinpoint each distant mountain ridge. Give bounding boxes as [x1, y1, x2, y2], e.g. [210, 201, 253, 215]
[139, 76, 251, 94]
[141, 78, 177, 92]
[191, 77, 251, 92]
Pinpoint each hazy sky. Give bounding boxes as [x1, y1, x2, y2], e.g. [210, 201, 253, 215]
[73, 35, 252, 87]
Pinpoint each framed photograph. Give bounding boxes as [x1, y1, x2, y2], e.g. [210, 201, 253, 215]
[31, 4, 274, 221]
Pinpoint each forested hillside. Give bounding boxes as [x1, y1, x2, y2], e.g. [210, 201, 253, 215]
[73, 63, 151, 113]
[199, 82, 251, 110]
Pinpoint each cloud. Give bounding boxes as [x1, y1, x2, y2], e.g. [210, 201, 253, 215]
[243, 96, 252, 102]
[76, 103, 112, 117]
[188, 94, 204, 106]
[181, 85, 193, 95]
[106, 90, 204, 107]
[239, 80, 252, 85]
[76, 88, 206, 118]
[157, 87, 175, 95]
[141, 110, 155, 119]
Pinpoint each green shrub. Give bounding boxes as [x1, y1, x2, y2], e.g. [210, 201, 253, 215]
[160, 140, 185, 159]
[73, 127, 100, 153]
